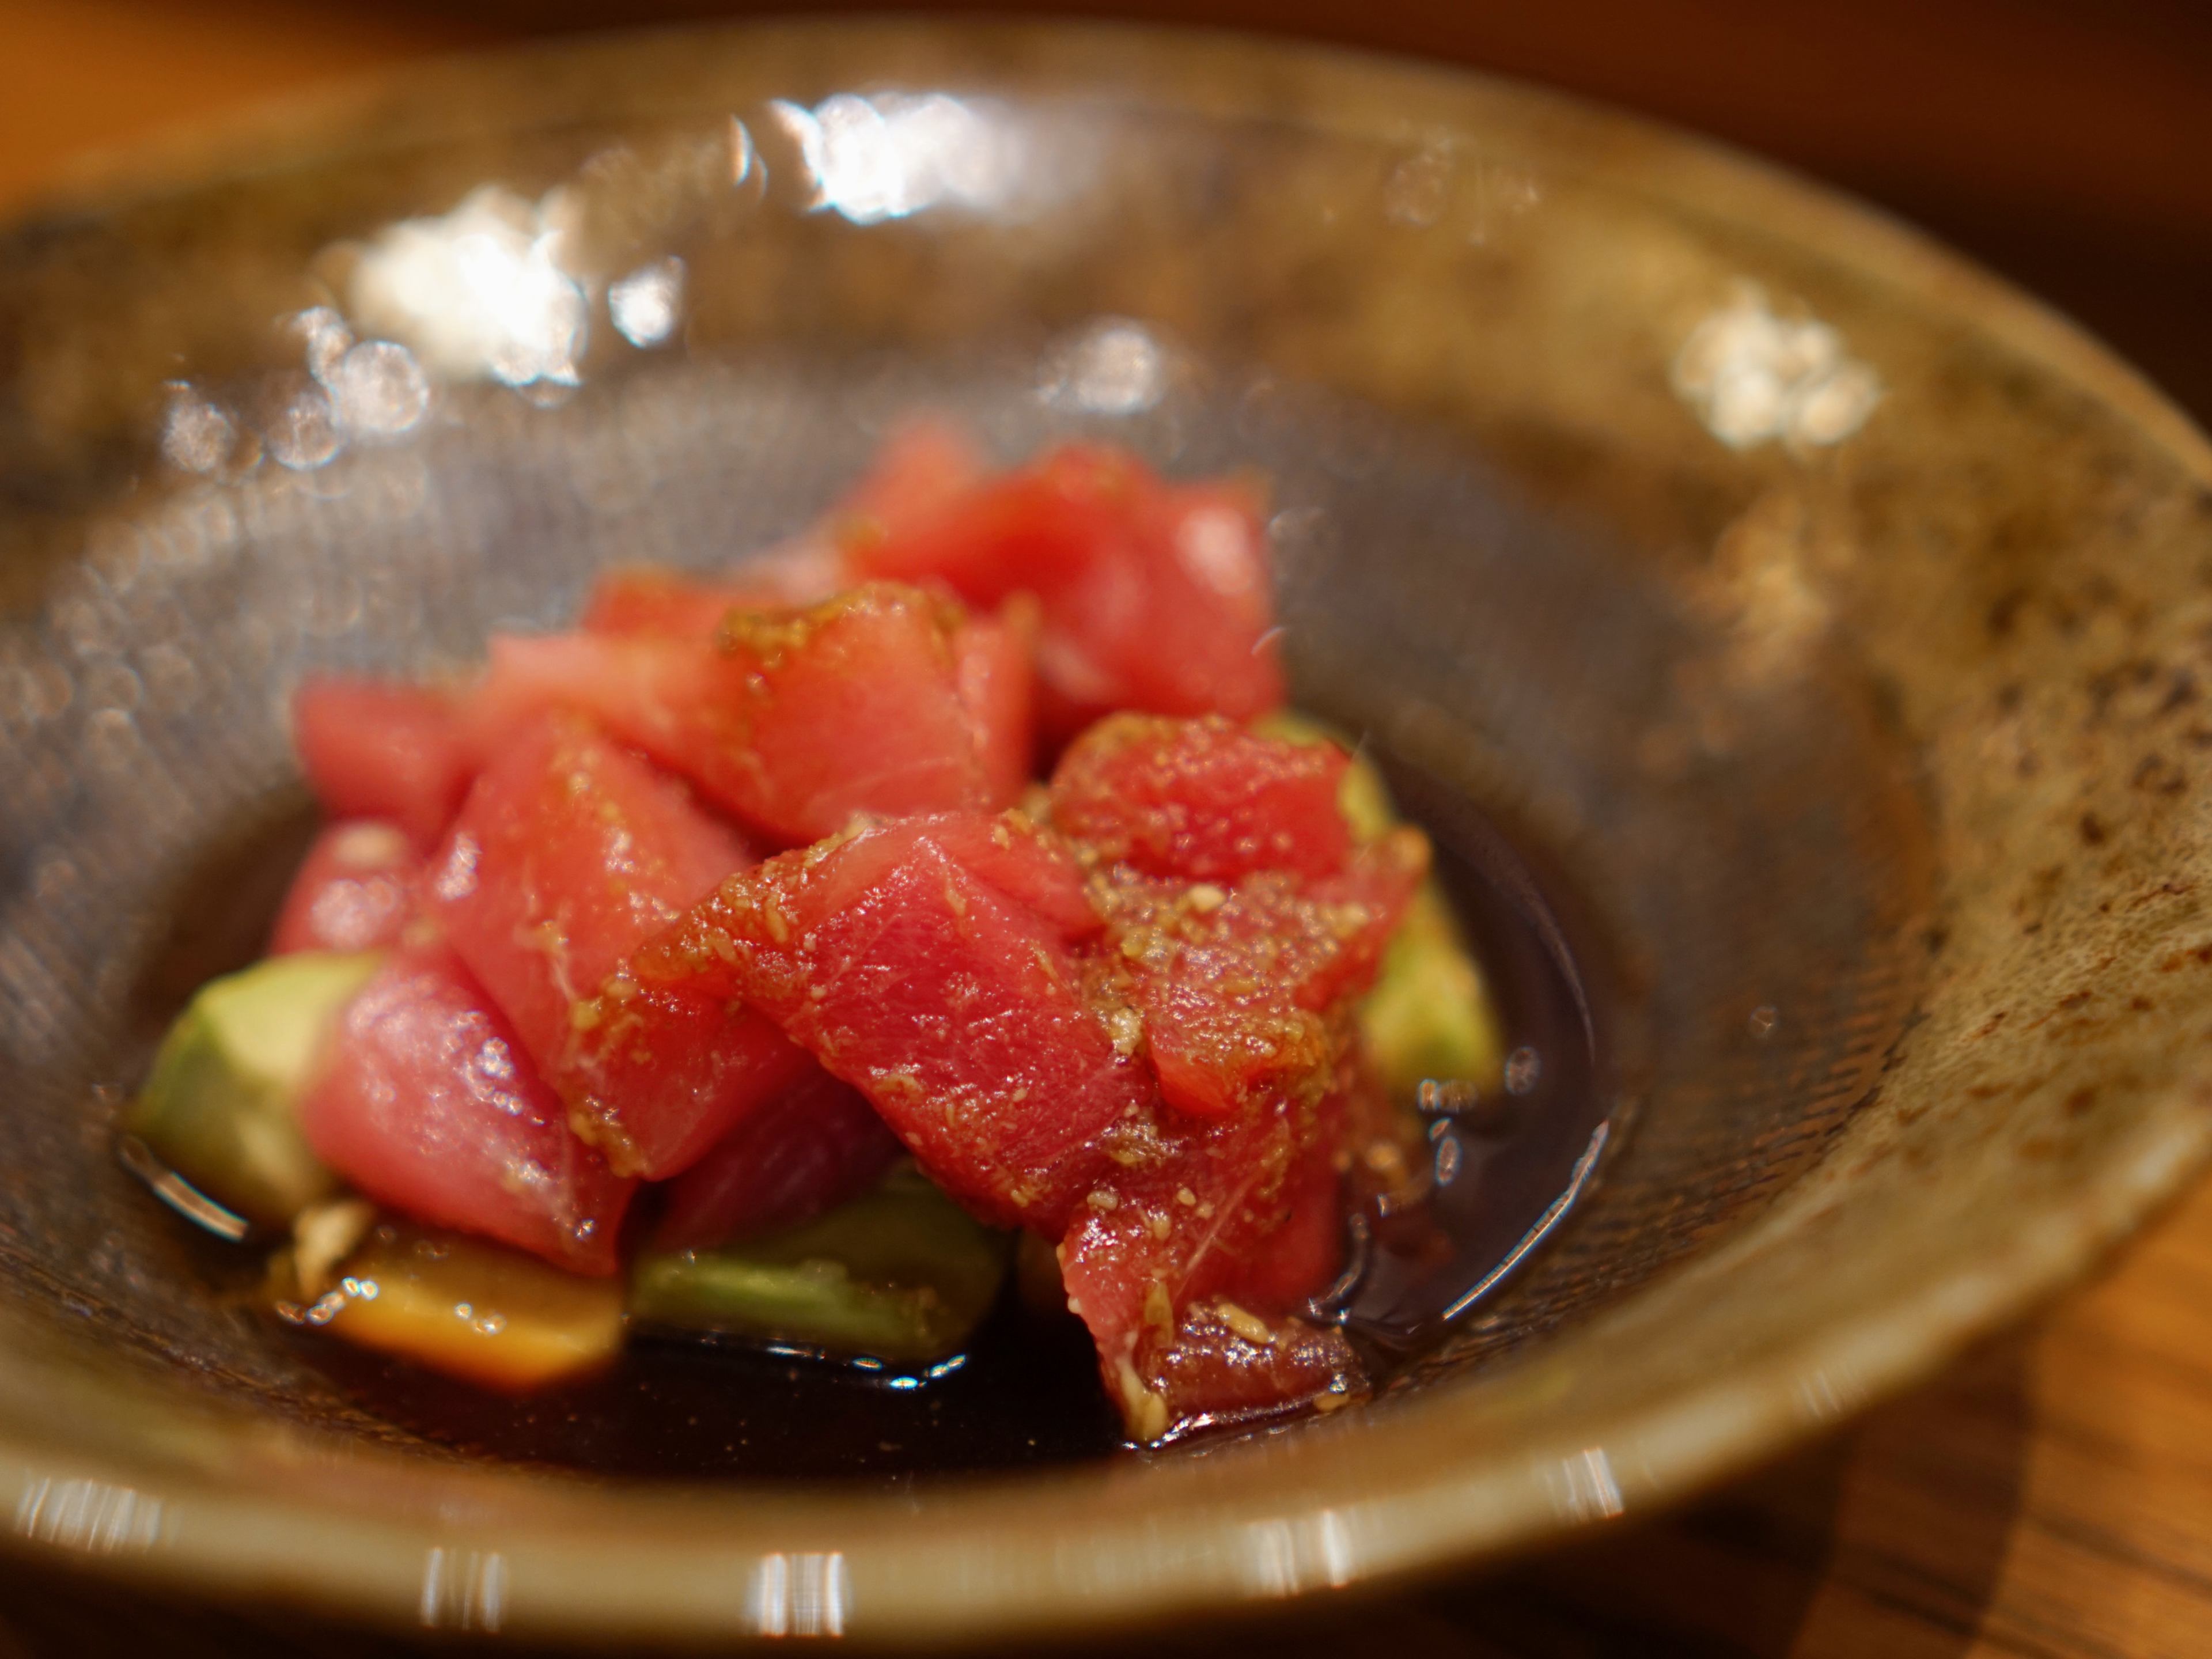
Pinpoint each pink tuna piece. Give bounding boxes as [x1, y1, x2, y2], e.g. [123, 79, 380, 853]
[299, 944, 635, 1275]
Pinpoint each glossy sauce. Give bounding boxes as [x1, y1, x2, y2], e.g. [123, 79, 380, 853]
[284, 768, 1614, 1480]
[1338, 763, 1613, 1359]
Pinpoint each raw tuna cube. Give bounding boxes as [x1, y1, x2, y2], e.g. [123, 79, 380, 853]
[293, 677, 474, 852]
[653, 1066, 904, 1251]
[889, 809, 1104, 939]
[1039, 709, 1430, 1437]
[1115, 474, 1281, 726]
[431, 711, 748, 1027]
[268, 821, 423, 956]
[1050, 713, 1350, 882]
[1056, 1063, 1362, 1438]
[843, 442, 1283, 732]
[298, 945, 635, 1275]
[584, 569, 1037, 805]
[1058, 1075, 1337, 1348]
[429, 711, 798, 1179]
[567, 981, 817, 1181]
[685, 584, 1020, 836]
[1084, 830, 1427, 1122]
[468, 584, 1022, 845]
[624, 812, 1139, 1230]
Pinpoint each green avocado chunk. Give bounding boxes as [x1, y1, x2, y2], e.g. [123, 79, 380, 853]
[630, 1165, 1012, 1365]
[1359, 884, 1503, 1097]
[125, 950, 381, 1230]
[1256, 710, 1504, 1097]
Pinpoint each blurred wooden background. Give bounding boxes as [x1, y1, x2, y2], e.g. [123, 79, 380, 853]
[1, 3, 2209, 1656]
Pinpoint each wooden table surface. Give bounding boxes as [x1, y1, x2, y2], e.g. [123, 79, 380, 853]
[3, 5, 2210, 1655]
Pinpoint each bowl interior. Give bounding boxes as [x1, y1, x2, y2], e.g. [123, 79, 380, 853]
[0, 20, 2208, 1643]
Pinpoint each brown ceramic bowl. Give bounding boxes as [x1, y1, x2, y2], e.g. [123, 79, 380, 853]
[2, 18, 2210, 1647]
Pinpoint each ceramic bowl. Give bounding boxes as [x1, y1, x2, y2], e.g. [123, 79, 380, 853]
[2, 18, 2209, 1646]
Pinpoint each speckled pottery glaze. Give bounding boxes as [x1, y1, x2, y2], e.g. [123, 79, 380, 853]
[1, 18, 2209, 1646]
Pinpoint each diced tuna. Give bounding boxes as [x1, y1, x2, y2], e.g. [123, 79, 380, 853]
[268, 821, 423, 956]
[299, 944, 635, 1275]
[1050, 713, 1350, 882]
[468, 584, 1021, 846]
[620, 714, 1425, 1440]
[293, 677, 474, 851]
[569, 979, 817, 1179]
[843, 442, 1283, 733]
[623, 812, 1137, 1230]
[1040, 709, 1429, 1435]
[428, 711, 798, 1179]
[1056, 1058, 1365, 1439]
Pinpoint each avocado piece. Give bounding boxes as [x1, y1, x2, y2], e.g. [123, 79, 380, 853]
[276, 1213, 627, 1392]
[630, 1165, 1011, 1365]
[125, 950, 381, 1230]
[1256, 711, 1504, 1095]
[1359, 884, 1505, 1097]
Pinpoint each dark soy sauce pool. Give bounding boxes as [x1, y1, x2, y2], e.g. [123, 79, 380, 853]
[1338, 762, 1613, 1360]
[282, 766, 1613, 1480]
